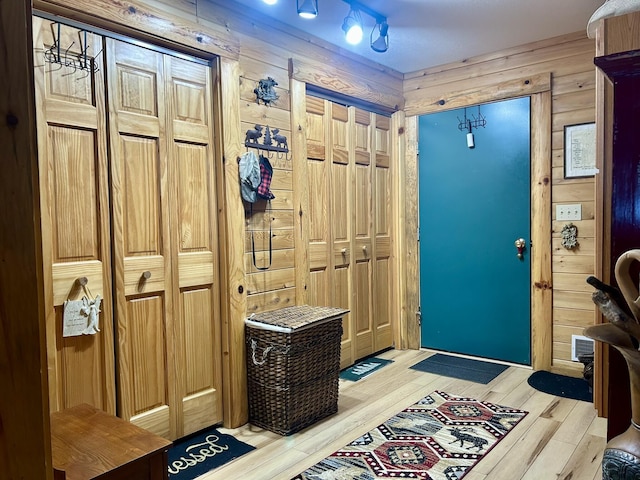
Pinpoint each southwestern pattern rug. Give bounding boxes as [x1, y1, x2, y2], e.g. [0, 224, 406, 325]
[292, 391, 528, 480]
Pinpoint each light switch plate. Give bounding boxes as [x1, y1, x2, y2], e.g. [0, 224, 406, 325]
[556, 204, 582, 221]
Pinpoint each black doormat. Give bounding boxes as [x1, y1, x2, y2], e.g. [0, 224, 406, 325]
[167, 427, 255, 480]
[527, 370, 592, 402]
[340, 357, 394, 381]
[410, 353, 509, 384]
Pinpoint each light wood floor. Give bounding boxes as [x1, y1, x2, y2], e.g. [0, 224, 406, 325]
[201, 348, 607, 480]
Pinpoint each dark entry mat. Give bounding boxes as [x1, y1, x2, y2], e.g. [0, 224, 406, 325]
[340, 357, 393, 381]
[167, 427, 255, 479]
[527, 370, 592, 402]
[410, 353, 508, 384]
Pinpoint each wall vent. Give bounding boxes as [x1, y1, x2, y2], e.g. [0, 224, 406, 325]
[571, 334, 595, 362]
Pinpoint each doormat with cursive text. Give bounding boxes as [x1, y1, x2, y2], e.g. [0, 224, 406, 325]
[167, 427, 255, 480]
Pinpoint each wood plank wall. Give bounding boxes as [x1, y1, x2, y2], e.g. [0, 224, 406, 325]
[403, 31, 597, 375]
[33, 0, 403, 430]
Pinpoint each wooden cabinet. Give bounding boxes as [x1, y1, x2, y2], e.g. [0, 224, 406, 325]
[596, 48, 640, 440]
[33, 17, 223, 441]
[593, 11, 640, 438]
[51, 404, 171, 480]
[305, 95, 393, 368]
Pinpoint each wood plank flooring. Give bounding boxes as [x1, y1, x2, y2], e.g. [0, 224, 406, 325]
[200, 349, 606, 480]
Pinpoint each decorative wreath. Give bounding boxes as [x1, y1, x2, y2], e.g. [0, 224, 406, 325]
[561, 223, 579, 250]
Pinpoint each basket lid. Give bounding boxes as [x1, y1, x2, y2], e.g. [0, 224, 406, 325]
[246, 305, 349, 330]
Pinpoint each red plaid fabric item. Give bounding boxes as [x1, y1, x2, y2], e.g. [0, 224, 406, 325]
[257, 155, 275, 200]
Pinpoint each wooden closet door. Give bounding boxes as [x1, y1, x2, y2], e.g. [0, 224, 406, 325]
[165, 55, 223, 437]
[353, 108, 374, 360]
[373, 115, 393, 352]
[106, 38, 175, 438]
[305, 96, 333, 307]
[330, 103, 356, 368]
[305, 96, 353, 368]
[32, 17, 116, 414]
[305, 95, 394, 367]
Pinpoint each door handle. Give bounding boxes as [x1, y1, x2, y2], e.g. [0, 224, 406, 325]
[515, 238, 526, 259]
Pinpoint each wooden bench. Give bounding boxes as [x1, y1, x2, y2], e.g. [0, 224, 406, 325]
[51, 404, 172, 480]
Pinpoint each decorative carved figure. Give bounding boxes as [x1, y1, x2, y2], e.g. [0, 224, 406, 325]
[272, 128, 288, 150]
[254, 77, 279, 106]
[245, 124, 263, 144]
[586, 250, 640, 480]
[561, 223, 579, 249]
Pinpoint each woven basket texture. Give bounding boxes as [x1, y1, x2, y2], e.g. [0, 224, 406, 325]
[248, 305, 349, 330]
[246, 316, 343, 435]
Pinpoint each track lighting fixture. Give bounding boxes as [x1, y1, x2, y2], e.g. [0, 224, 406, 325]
[342, 7, 363, 45]
[370, 20, 389, 52]
[261, 0, 388, 53]
[342, 0, 388, 52]
[297, 0, 318, 19]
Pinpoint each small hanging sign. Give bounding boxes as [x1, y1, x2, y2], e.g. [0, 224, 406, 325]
[63, 295, 102, 337]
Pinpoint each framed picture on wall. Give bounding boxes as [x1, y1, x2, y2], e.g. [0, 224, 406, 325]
[564, 122, 597, 178]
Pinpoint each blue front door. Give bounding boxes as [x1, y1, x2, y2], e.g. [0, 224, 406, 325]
[418, 97, 531, 365]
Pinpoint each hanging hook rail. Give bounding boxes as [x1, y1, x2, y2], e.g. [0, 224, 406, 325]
[43, 22, 101, 77]
[457, 106, 487, 132]
[244, 124, 289, 158]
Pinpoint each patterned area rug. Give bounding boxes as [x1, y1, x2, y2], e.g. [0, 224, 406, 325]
[292, 391, 527, 480]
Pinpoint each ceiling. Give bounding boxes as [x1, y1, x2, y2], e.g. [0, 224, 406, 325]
[231, 0, 604, 73]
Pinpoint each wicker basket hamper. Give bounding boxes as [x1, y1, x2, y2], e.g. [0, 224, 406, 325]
[245, 305, 348, 435]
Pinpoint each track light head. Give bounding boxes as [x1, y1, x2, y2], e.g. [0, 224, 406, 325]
[342, 8, 363, 45]
[297, 0, 318, 19]
[370, 20, 389, 52]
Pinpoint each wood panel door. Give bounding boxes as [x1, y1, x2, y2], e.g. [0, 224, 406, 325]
[33, 17, 116, 414]
[373, 115, 393, 352]
[107, 39, 223, 439]
[305, 94, 393, 368]
[165, 55, 223, 438]
[107, 38, 174, 438]
[353, 108, 374, 360]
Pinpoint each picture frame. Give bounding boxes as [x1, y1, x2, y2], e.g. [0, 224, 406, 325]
[564, 122, 597, 178]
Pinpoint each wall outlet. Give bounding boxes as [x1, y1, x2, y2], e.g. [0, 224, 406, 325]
[556, 204, 582, 221]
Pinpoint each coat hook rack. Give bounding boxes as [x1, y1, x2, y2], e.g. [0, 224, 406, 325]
[457, 105, 487, 132]
[244, 124, 289, 158]
[44, 22, 101, 77]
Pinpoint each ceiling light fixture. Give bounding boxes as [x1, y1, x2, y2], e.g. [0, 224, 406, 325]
[262, 0, 277, 5]
[297, 0, 319, 19]
[342, 7, 363, 45]
[342, 0, 388, 52]
[370, 20, 389, 53]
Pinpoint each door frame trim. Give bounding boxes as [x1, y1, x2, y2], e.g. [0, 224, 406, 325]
[402, 80, 552, 371]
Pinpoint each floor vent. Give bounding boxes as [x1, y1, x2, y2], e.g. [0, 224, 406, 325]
[571, 334, 594, 362]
